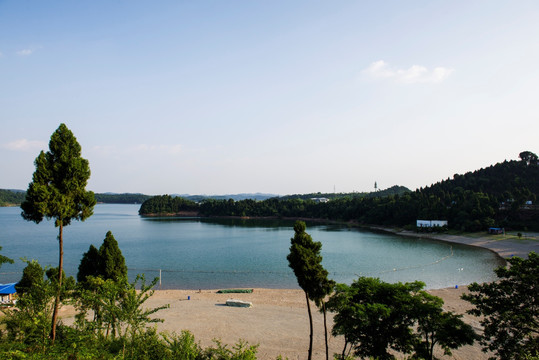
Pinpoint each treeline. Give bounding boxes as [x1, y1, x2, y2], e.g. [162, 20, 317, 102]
[139, 153, 539, 231]
[0, 190, 150, 206]
[138, 194, 199, 215]
[0, 189, 25, 206]
[277, 185, 410, 201]
[94, 193, 151, 204]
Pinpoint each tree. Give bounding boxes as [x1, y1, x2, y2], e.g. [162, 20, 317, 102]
[0, 246, 14, 269]
[462, 252, 538, 360]
[46, 266, 76, 302]
[412, 291, 476, 360]
[317, 276, 336, 360]
[519, 151, 538, 166]
[75, 273, 168, 352]
[15, 259, 48, 297]
[77, 244, 101, 284]
[99, 231, 128, 283]
[21, 123, 96, 342]
[78, 231, 128, 286]
[287, 221, 334, 360]
[327, 277, 422, 360]
[328, 278, 477, 360]
[5, 260, 54, 347]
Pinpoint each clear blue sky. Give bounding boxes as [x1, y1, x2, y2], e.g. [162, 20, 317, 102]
[1, 1, 538, 195]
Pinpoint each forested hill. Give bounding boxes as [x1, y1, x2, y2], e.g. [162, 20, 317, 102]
[0, 191, 150, 206]
[0, 189, 26, 206]
[276, 185, 410, 201]
[139, 152, 538, 231]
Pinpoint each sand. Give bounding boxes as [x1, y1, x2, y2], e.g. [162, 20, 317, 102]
[137, 287, 481, 360]
[59, 232, 537, 360]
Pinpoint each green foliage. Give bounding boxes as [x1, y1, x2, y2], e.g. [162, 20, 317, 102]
[519, 151, 538, 166]
[45, 267, 76, 302]
[20, 123, 96, 227]
[2, 260, 55, 347]
[141, 154, 539, 231]
[162, 330, 203, 360]
[99, 231, 128, 283]
[15, 260, 47, 297]
[287, 221, 334, 360]
[0, 189, 26, 206]
[139, 194, 199, 215]
[75, 274, 169, 342]
[327, 278, 422, 360]
[327, 278, 476, 360]
[277, 185, 411, 201]
[20, 123, 96, 341]
[462, 252, 538, 360]
[412, 291, 476, 360]
[77, 244, 100, 283]
[77, 231, 128, 287]
[119, 275, 169, 339]
[203, 339, 258, 360]
[0, 246, 14, 270]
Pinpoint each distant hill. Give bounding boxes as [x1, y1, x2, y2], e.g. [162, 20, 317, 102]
[348, 153, 539, 231]
[7, 151, 538, 231]
[276, 185, 410, 201]
[0, 189, 26, 206]
[138, 152, 539, 231]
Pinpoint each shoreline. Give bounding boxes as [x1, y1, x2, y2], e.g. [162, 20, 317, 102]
[57, 232, 538, 359]
[138, 212, 538, 261]
[143, 230, 535, 360]
[366, 225, 538, 260]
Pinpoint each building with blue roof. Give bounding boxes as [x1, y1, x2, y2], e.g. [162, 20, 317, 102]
[0, 282, 17, 303]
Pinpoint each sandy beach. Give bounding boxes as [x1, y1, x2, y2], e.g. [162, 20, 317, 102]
[138, 286, 483, 360]
[60, 232, 537, 360]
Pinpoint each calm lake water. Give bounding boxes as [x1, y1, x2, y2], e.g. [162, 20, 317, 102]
[0, 204, 504, 289]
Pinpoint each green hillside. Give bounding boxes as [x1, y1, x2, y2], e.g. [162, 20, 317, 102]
[0, 189, 26, 206]
[139, 151, 539, 231]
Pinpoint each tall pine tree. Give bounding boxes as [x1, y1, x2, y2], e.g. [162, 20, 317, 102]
[21, 123, 96, 342]
[287, 221, 334, 360]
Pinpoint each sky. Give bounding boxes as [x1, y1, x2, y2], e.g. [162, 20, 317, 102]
[1, 1, 538, 196]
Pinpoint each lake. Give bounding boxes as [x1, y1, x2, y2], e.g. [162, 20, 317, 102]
[0, 204, 504, 289]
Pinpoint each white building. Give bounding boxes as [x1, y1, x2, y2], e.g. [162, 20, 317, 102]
[416, 220, 448, 228]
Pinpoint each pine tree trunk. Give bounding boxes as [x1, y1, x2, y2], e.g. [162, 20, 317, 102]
[323, 301, 329, 360]
[50, 222, 63, 342]
[305, 291, 313, 360]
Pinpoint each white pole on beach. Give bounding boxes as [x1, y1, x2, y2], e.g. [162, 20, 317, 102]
[159, 269, 162, 288]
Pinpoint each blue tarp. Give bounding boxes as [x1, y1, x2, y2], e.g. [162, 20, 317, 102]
[0, 283, 17, 295]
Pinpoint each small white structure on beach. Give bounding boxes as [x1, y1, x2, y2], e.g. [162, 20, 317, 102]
[226, 299, 253, 308]
[416, 220, 448, 228]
